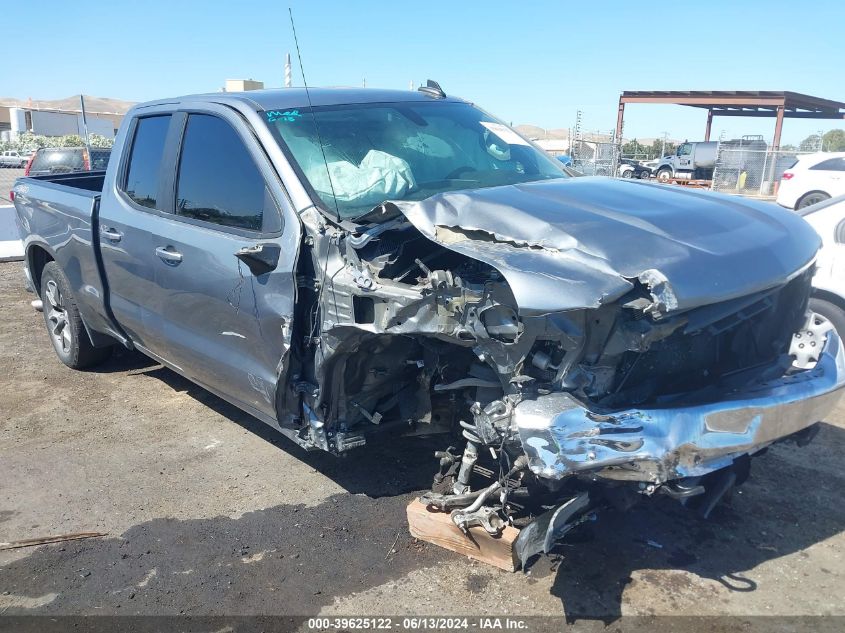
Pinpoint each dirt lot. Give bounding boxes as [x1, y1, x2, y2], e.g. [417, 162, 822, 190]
[1, 259, 844, 623]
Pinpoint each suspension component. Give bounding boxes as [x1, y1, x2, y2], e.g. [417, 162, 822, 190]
[453, 431, 479, 495]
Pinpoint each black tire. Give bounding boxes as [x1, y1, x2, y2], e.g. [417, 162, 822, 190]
[797, 192, 830, 210]
[620, 169, 633, 179]
[656, 168, 672, 182]
[40, 262, 111, 369]
[809, 297, 845, 341]
[639, 170, 651, 179]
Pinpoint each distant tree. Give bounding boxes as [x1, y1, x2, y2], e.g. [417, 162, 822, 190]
[822, 129, 845, 151]
[622, 139, 635, 154]
[649, 139, 676, 159]
[780, 143, 798, 151]
[622, 138, 644, 156]
[799, 134, 823, 152]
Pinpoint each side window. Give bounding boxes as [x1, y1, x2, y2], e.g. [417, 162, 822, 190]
[123, 115, 171, 209]
[810, 158, 845, 172]
[678, 144, 692, 156]
[176, 114, 266, 231]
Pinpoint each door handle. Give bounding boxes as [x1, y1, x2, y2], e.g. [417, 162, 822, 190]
[155, 246, 183, 264]
[101, 226, 123, 242]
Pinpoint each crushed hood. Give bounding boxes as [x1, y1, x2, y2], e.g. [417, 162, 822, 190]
[393, 177, 820, 315]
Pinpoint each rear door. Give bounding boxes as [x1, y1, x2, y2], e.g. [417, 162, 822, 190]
[98, 112, 175, 345]
[143, 106, 298, 420]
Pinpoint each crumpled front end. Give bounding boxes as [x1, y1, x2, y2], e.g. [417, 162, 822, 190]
[516, 328, 845, 484]
[282, 178, 843, 566]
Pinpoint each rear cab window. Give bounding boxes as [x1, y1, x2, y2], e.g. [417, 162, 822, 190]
[122, 115, 172, 209]
[30, 148, 83, 173]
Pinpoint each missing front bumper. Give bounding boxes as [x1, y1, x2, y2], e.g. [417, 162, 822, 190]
[515, 331, 845, 483]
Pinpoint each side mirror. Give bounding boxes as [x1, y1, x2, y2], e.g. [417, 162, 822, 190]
[235, 243, 281, 276]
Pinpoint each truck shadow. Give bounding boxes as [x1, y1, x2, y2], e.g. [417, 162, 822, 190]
[100, 348, 444, 497]
[98, 349, 845, 620]
[538, 421, 845, 621]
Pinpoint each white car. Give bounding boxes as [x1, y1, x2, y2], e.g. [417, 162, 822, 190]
[777, 152, 845, 210]
[0, 150, 29, 168]
[800, 194, 845, 335]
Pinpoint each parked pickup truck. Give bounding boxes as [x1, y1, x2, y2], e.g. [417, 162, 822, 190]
[13, 85, 845, 566]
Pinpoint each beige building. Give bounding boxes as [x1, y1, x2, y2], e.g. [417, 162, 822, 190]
[1, 81, 269, 142]
[0, 95, 134, 141]
[224, 79, 264, 92]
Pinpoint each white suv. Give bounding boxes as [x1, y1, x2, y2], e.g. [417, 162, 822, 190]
[777, 152, 845, 210]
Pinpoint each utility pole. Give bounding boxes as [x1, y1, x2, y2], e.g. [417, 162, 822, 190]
[79, 95, 92, 167]
[660, 131, 670, 157]
[573, 110, 582, 160]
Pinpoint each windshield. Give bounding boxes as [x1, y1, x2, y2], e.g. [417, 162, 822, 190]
[264, 101, 568, 220]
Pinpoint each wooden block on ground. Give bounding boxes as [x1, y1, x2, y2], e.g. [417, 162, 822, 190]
[406, 499, 520, 572]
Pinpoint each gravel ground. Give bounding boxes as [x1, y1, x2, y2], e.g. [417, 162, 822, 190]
[1, 260, 844, 623]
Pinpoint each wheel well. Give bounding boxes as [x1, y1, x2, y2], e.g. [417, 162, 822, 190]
[27, 245, 54, 295]
[795, 190, 830, 210]
[811, 288, 845, 313]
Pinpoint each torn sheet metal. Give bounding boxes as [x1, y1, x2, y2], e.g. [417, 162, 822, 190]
[393, 178, 820, 315]
[516, 330, 845, 483]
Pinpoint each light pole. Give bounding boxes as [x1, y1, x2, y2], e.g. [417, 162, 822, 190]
[660, 131, 670, 158]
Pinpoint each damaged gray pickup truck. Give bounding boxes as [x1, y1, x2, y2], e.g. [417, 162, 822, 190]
[13, 84, 845, 566]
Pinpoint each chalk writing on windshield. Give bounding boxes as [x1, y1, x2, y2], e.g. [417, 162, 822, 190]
[265, 109, 302, 123]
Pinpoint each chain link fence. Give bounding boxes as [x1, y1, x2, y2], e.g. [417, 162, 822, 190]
[0, 167, 23, 203]
[711, 148, 810, 197]
[570, 140, 621, 177]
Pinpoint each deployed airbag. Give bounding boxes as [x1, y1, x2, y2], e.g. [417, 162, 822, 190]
[309, 150, 416, 207]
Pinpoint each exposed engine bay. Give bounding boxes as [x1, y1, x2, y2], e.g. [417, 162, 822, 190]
[275, 179, 845, 566]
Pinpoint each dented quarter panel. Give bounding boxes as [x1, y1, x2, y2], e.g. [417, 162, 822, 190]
[394, 177, 821, 314]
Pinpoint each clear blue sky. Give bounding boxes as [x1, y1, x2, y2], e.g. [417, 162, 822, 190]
[4, 0, 844, 145]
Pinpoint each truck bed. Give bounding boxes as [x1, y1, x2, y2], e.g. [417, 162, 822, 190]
[12, 170, 125, 347]
[20, 170, 107, 194]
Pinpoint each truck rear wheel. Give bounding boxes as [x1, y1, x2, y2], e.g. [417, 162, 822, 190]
[40, 262, 111, 369]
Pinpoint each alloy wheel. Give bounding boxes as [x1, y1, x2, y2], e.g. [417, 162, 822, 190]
[44, 280, 72, 353]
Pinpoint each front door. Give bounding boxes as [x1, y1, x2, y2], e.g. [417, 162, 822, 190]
[145, 109, 299, 421]
[677, 143, 693, 170]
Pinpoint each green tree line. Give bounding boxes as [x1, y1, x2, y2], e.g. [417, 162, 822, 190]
[797, 129, 845, 152]
[0, 132, 114, 154]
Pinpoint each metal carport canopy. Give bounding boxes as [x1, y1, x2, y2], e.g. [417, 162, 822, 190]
[615, 90, 845, 148]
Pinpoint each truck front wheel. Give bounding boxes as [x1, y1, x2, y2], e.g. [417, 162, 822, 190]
[656, 168, 672, 183]
[809, 297, 845, 341]
[40, 262, 111, 369]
